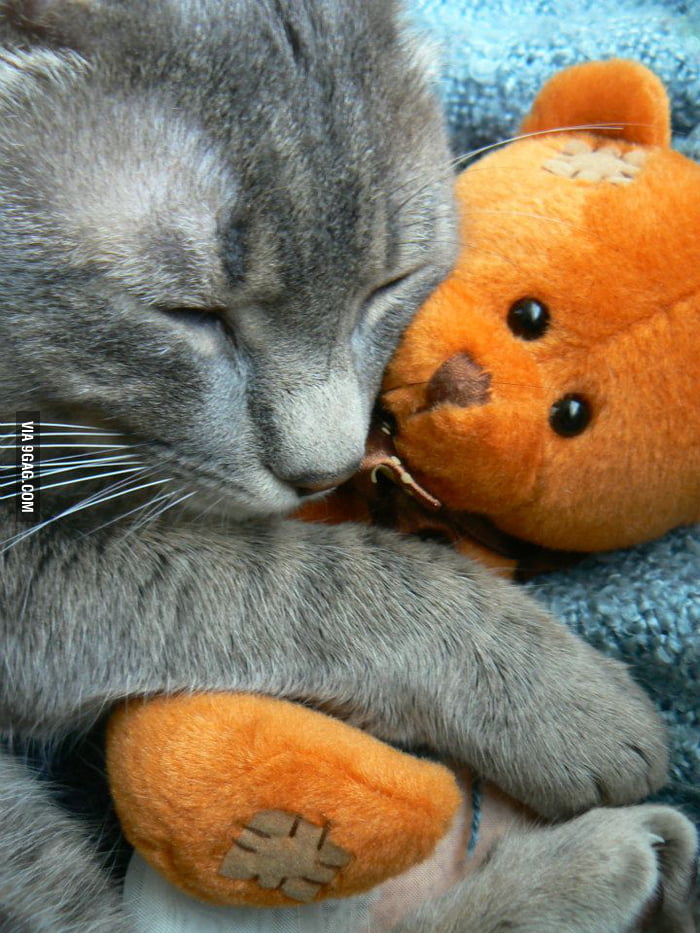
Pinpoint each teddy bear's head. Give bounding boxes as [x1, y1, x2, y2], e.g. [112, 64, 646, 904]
[379, 60, 700, 553]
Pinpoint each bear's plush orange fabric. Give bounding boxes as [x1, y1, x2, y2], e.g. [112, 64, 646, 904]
[106, 59, 700, 909]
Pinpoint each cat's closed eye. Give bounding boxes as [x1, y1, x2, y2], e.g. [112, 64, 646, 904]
[158, 307, 230, 333]
[361, 266, 436, 331]
[150, 307, 236, 360]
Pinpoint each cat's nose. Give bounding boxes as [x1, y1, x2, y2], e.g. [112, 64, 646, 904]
[256, 366, 367, 496]
[425, 352, 491, 409]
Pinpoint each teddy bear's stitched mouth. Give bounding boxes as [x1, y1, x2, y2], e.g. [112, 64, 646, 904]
[359, 422, 442, 511]
[354, 416, 578, 576]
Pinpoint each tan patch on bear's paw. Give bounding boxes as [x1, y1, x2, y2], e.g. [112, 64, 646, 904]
[219, 810, 353, 902]
[544, 139, 649, 184]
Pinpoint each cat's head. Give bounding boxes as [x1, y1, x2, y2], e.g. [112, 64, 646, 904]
[0, 0, 456, 520]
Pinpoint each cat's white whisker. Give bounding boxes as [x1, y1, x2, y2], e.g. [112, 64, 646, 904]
[14, 449, 144, 468]
[33, 455, 139, 468]
[81, 486, 175, 538]
[0, 466, 142, 500]
[0, 434, 126, 445]
[389, 122, 639, 227]
[125, 488, 196, 535]
[192, 493, 225, 525]
[450, 123, 631, 168]
[0, 460, 142, 490]
[0, 422, 123, 434]
[0, 443, 132, 450]
[0, 465, 146, 499]
[155, 489, 195, 517]
[125, 491, 179, 531]
[0, 474, 172, 554]
[0, 460, 140, 477]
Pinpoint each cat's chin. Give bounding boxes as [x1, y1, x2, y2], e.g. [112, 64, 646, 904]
[179, 484, 303, 525]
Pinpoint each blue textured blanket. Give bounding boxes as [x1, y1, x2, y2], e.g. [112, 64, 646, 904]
[406, 0, 700, 821]
[408, 0, 700, 160]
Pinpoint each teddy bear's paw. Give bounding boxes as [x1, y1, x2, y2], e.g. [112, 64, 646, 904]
[543, 139, 649, 185]
[108, 692, 463, 908]
[391, 805, 698, 933]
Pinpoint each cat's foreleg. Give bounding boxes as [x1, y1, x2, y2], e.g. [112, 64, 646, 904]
[2, 519, 667, 820]
[392, 805, 698, 933]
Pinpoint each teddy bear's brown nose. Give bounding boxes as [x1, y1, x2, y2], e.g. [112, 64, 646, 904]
[425, 352, 491, 409]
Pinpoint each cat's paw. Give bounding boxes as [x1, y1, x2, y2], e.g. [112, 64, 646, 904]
[523, 652, 668, 818]
[536, 804, 699, 933]
[443, 610, 670, 818]
[394, 805, 698, 933]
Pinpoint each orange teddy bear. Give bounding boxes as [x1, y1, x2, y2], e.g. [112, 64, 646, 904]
[107, 59, 700, 918]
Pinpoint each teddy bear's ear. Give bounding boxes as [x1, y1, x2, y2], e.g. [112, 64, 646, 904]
[520, 59, 671, 148]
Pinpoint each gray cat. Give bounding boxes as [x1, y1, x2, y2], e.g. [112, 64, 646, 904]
[0, 2, 695, 931]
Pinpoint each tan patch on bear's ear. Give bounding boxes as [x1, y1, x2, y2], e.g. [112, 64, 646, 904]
[544, 139, 649, 185]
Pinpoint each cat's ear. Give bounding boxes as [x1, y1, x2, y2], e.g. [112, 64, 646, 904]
[0, 2, 90, 96]
[9, 0, 93, 21]
[18, 0, 67, 15]
[4, 0, 100, 44]
[0, 42, 88, 104]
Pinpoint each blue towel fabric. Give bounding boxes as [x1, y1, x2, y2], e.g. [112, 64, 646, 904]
[405, 0, 700, 821]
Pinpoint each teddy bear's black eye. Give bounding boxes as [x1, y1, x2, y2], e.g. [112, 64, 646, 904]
[374, 405, 397, 437]
[549, 394, 591, 437]
[507, 298, 550, 340]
